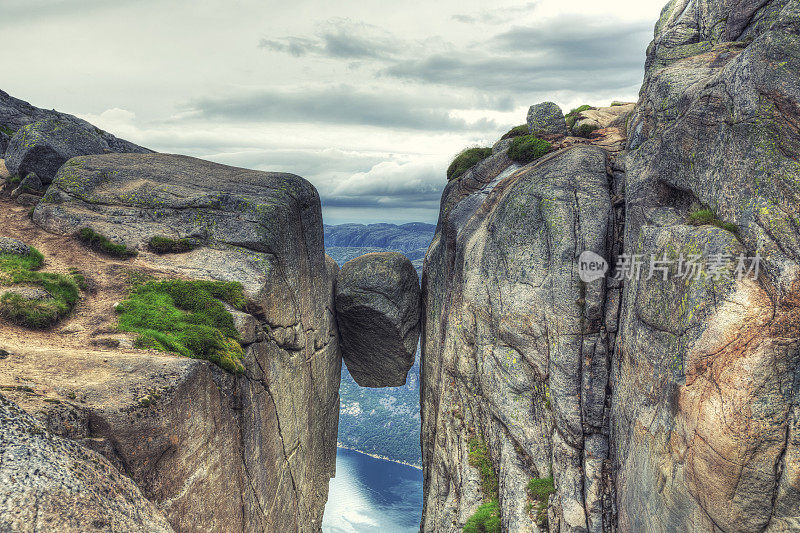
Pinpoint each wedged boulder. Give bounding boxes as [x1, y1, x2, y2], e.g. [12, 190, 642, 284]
[0, 394, 174, 532]
[5, 116, 149, 184]
[527, 101, 568, 136]
[335, 252, 420, 387]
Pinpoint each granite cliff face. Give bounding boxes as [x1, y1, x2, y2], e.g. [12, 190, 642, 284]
[2, 151, 343, 531]
[420, 0, 800, 531]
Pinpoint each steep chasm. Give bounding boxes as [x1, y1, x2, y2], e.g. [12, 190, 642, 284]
[421, 0, 800, 531]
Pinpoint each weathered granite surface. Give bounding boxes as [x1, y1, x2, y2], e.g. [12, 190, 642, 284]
[0, 393, 174, 532]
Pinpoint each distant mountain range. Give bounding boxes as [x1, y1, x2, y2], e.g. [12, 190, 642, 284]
[325, 223, 436, 274]
[325, 222, 434, 466]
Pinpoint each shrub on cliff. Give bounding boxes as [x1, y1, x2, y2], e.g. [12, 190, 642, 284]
[500, 124, 529, 140]
[565, 105, 592, 129]
[116, 279, 247, 373]
[573, 123, 600, 138]
[687, 208, 738, 234]
[507, 135, 552, 164]
[527, 476, 555, 528]
[448, 147, 493, 180]
[463, 500, 500, 533]
[147, 235, 200, 254]
[77, 228, 138, 259]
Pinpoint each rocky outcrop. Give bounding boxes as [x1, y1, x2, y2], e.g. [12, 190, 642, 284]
[8, 151, 343, 532]
[421, 0, 800, 532]
[335, 252, 420, 387]
[5, 116, 151, 184]
[421, 132, 626, 531]
[527, 102, 569, 136]
[0, 393, 174, 532]
[0, 89, 147, 155]
[616, 0, 800, 530]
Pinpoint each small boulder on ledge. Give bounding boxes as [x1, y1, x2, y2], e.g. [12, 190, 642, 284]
[335, 252, 421, 388]
[527, 101, 568, 136]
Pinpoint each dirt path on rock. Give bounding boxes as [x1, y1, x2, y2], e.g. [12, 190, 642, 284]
[0, 194, 166, 358]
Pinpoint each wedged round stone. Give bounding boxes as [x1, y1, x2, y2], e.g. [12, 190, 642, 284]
[335, 252, 421, 387]
[527, 101, 568, 136]
[0, 237, 31, 256]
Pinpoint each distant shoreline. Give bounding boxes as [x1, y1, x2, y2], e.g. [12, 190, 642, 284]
[336, 443, 422, 471]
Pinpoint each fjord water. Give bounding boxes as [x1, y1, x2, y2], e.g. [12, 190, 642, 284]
[323, 448, 423, 533]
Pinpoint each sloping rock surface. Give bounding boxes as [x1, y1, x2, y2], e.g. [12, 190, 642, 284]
[336, 252, 420, 387]
[0, 393, 174, 533]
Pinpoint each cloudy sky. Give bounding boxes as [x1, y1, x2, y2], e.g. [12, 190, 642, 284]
[4, 0, 666, 224]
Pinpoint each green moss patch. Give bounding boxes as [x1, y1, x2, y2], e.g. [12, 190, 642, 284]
[448, 147, 493, 180]
[687, 209, 738, 234]
[468, 436, 498, 500]
[77, 228, 138, 258]
[463, 500, 500, 533]
[527, 476, 556, 527]
[0, 247, 80, 329]
[565, 105, 593, 129]
[500, 124, 529, 140]
[116, 279, 247, 373]
[148, 235, 200, 254]
[464, 437, 500, 532]
[0, 125, 14, 137]
[507, 135, 552, 164]
[7, 176, 21, 186]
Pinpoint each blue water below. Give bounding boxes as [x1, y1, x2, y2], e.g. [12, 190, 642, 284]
[323, 448, 423, 533]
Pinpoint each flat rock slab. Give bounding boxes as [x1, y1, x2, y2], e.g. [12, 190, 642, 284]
[0, 394, 174, 532]
[335, 252, 420, 387]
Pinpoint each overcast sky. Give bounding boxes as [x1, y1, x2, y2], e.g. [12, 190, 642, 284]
[4, 0, 666, 224]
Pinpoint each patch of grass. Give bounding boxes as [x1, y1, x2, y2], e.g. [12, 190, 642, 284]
[610, 101, 628, 106]
[507, 135, 552, 164]
[0, 125, 14, 137]
[0, 247, 80, 329]
[7, 176, 21, 186]
[687, 208, 738, 234]
[574, 123, 600, 138]
[116, 279, 247, 373]
[77, 228, 138, 259]
[463, 500, 501, 533]
[447, 147, 493, 180]
[565, 105, 593, 129]
[468, 436, 498, 501]
[148, 235, 200, 254]
[500, 124, 529, 140]
[527, 476, 556, 528]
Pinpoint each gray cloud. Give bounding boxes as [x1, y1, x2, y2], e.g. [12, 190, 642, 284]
[260, 19, 400, 60]
[187, 86, 505, 131]
[451, 2, 540, 25]
[383, 17, 652, 93]
[258, 37, 320, 57]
